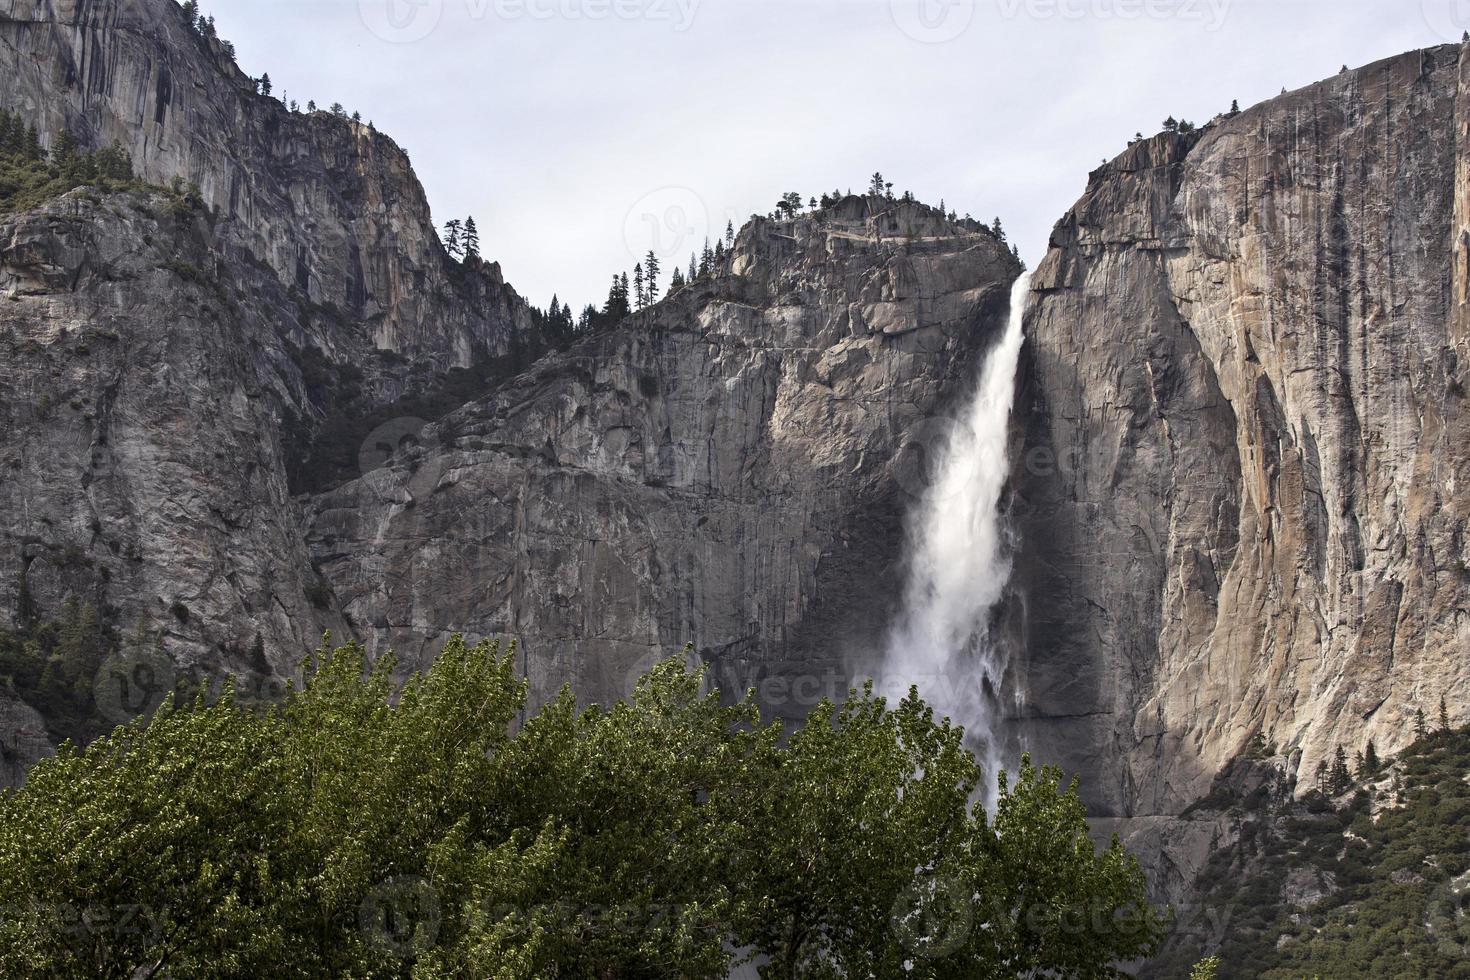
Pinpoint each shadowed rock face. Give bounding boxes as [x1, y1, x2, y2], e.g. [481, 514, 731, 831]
[306, 200, 1021, 714]
[1011, 43, 1470, 860]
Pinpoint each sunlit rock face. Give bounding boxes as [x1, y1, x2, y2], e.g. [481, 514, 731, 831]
[1012, 44, 1470, 862]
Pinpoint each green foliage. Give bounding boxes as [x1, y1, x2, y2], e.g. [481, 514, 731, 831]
[1148, 726, 1470, 979]
[1190, 956, 1221, 980]
[0, 637, 1163, 978]
[0, 597, 114, 744]
[0, 110, 139, 216]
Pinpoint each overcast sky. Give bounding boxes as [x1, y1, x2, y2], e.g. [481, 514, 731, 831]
[212, 0, 1456, 311]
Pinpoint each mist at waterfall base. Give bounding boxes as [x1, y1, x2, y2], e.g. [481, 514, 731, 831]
[877, 272, 1031, 808]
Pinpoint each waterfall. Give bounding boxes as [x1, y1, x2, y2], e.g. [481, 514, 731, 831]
[879, 271, 1031, 803]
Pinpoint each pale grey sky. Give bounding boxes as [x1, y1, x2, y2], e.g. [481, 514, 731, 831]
[212, 0, 1454, 311]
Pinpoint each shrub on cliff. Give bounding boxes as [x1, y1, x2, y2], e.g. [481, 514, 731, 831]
[0, 636, 1163, 978]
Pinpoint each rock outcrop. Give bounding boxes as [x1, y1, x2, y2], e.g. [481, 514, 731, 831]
[1011, 44, 1470, 844]
[306, 201, 1020, 713]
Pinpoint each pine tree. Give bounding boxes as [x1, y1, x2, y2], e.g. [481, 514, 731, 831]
[713, 241, 725, 265]
[669, 267, 685, 291]
[1229, 99, 1240, 114]
[1162, 116, 1179, 133]
[603, 274, 629, 323]
[1314, 759, 1328, 794]
[259, 73, 272, 97]
[443, 219, 463, 259]
[644, 251, 660, 305]
[991, 216, 1005, 242]
[725, 220, 734, 246]
[700, 239, 713, 278]
[1440, 695, 1451, 732]
[1415, 707, 1429, 739]
[1329, 745, 1352, 795]
[307, 100, 317, 112]
[181, 0, 199, 24]
[868, 172, 886, 196]
[463, 217, 480, 260]
[330, 103, 345, 116]
[1362, 739, 1380, 775]
[633, 263, 645, 310]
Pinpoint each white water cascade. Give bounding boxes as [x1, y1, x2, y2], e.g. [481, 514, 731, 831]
[880, 271, 1031, 801]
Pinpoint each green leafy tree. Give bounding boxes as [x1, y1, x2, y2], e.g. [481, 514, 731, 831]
[0, 636, 1164, 978]
[1190, 955, 1221, 980]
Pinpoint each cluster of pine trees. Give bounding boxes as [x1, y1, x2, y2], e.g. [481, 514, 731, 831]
[440, 216, 481, 261]
[0, 110, 137, 215]
[1306, 697, 1455, 797]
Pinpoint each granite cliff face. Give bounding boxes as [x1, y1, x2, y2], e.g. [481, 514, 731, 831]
[3, 5, 1467, 920]
[306, 201, 1020, 714]
[0, 0, 538, 771]
[0, 0, 532, 373]
[0, 0, 1018, 772]
[1011, 44, 1470, 855]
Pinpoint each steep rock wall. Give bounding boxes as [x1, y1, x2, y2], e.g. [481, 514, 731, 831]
[1012, 45, 1470, 832]
[0, 0, 533, 375]
[307, 200, 1021, 713]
